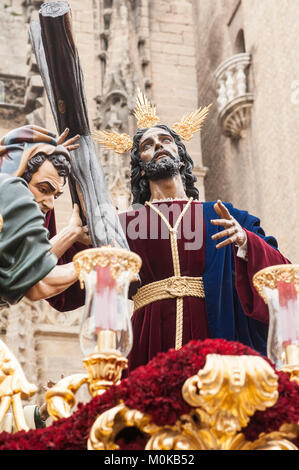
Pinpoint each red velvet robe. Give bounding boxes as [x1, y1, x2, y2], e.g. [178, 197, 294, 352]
[119, 200, 290, 371]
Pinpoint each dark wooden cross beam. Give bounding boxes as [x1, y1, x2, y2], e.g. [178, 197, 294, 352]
[29, 1, 128, 250]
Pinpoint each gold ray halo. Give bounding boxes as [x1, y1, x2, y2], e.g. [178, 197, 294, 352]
[92, 130, 133, 154]
[134, 90, 160, 128]
[172, 103, 213, 141]
[92, 91, 212, 154]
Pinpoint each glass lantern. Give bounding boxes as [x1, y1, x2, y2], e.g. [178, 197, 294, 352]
[253, 265, 299, 369]
[73, 246, 141, 358]
[44, 247, 142, 411]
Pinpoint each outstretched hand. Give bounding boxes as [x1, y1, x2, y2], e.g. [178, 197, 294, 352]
[210, 200, 246, 249]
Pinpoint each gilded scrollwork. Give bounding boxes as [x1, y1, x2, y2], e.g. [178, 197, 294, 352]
[0, 340, 38, 432]
[182, 354, 279, 433]
[45, 346, 128, 420]
[87, 354, 299, 451]
[45, 373, 89, 420]
[88, 402, 160, 450]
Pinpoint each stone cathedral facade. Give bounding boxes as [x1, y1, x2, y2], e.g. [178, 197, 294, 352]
[0, 0, 298, 408]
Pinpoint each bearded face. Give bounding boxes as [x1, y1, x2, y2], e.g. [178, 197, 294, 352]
[140, 149, 181, 180]
[138, 127, 182, 181]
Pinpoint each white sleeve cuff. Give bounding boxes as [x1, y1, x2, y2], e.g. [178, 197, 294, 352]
[236, 232, 248, 261]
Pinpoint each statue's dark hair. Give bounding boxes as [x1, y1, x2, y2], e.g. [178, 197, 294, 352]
[21, 152, 71, 185]
[130, 124, 199, 205]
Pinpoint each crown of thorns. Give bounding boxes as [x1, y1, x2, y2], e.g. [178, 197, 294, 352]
[92, 91, 212, 154]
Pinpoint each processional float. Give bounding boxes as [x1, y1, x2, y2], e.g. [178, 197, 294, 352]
[0, 1, 298, 451]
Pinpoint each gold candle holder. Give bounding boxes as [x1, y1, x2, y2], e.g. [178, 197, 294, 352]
[253, 264, 299, 383]
[46, 246, 142, 419]
[82, 330, 128, 397]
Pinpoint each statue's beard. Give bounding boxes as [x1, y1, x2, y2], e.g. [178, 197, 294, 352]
[140, 151, 181, 181]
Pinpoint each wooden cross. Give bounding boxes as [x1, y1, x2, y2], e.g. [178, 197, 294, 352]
[29, 1, 128, 250]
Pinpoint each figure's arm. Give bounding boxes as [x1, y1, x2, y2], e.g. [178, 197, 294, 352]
[0, 175, 63, 306]
[49, 204, 91, 259]
[43, 207, 88, 311]
[25, 262, 77, 301]
[209, 200, 290, 323]
[233, 228, 290, 323]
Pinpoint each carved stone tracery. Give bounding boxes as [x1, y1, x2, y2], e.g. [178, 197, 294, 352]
[0, 74, 26, 124]
[94, 0, 153, 210]
[23, 0, 45, 125]
[0, 74, 25, 106]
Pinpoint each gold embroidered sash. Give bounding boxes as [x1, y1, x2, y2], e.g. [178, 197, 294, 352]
[132, 275, 205, 312]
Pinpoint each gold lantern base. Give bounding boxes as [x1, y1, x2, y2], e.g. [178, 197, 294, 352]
[45, 330, 128, 420]
[46, 246, 142, 420]
[82, 330, 128, 397]
[253, 264, 299, 384]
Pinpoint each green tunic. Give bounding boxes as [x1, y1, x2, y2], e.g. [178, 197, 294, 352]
[0, 174, 57, 306]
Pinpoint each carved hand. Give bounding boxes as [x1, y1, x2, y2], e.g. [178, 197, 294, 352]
[57, 128, 80, 151]
[210, 200, 246, 249]
[68, 203, 91, 246]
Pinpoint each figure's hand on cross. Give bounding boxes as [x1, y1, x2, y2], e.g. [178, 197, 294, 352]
[210, 200, 246, 249]
[68, 203, 91, 246]
[57, 128, 80, 151]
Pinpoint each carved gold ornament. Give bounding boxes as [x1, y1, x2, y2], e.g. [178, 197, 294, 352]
[280, 344, 299, 384]
[73, 246, 142, 289]
[0, 339, 38, 432]
[88, 354, 298, 451]
[45, 331, 130, 421]
[280, 365, 299, 385]
[182, 355, 278, 435]
[88, 403, 160, 450]
[253, 264, 299, 304]
[45, 373, 88, 420]
[83, 349, 128, 397]
[92, 91, 212, 154]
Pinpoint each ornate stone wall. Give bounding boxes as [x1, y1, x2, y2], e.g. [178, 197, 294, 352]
[193, 0, 299, 262]
[0, 1, 27, 132]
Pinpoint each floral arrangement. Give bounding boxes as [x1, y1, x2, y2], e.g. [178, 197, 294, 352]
[0, 339, 298, 450]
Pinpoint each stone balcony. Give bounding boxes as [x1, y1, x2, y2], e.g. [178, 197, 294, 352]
[214, 53, 254, 139]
